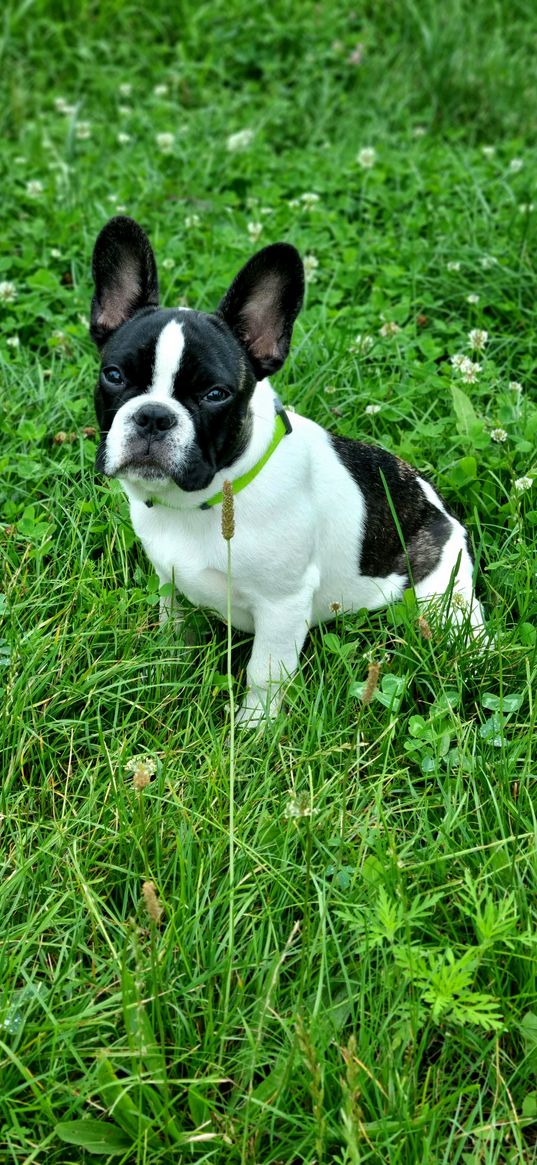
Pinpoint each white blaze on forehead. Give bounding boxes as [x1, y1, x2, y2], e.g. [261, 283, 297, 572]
[149, 319, 185, 399]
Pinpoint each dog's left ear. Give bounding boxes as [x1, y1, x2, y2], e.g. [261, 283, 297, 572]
[216, 243, 304, 379]
[90, 216, 160, 348]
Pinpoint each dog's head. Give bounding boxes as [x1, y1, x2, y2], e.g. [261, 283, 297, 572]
[90, 216, 304, 495]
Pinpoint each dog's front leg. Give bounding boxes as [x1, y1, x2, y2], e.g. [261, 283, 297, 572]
[236, 581, 317, 728]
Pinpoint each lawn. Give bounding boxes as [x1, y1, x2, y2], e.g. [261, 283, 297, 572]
[1, 1, 537, 1162]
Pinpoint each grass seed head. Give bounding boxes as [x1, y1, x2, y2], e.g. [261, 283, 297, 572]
[362, 662, 381, 704]
[221, 479, 235, 540]
[418, 615, 433, 640]
[126, 755, 157, 789]
[142, 880, 163, 924]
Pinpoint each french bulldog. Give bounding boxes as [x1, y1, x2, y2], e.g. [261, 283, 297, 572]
[90, 216, 483, 725]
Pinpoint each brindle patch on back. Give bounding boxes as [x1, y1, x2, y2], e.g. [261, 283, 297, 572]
[330, 436, 452, 583]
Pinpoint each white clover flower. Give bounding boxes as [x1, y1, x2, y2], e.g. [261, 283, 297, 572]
[412, 125, 426, 137]
[226, 128, 254, 152]
[14, 155, 26, 165]
[161, 257, 175, 270]
[349, 333, 374, 354]
[287, 198, 301, 209]
[117, 132, 131, 145]
[26, 180, 44, 198]
[514, 476, 533, 493]
[54, 96, 76, 115]
[348, 42, 364, 65]
[118, 105, 132, 116]
[284, 794, 316, 819]
[303, 254, 319, 282]
[451, 353, 469, 370]
[51, 330, 72, 355]
[509, 381, 523, 394]
[379, 321, 401, 337]
[447, 261, 461, 271]
[480, 255, 497, 269]
[284, 798, 302, 819]
[490, 428, 508, 443]
[300, 191, 320, 207]
[108, 194, 118, 203]
[509, 158, 523, 172]
[260, 206, 273, 216]
[156, 132, 175, 153]
[468, 328, 488, 350]
[481, 145, 496, 158]
[75, 121, 91, 140]
[185, 214, 200, 228]
[519, 202, 535, 213]
[119, 82, 132, 97]
[365, 403, 381, 414]
[116, 204, 127, 213]
[466, 293, 480, 304]
[461, 360, 482, 383]
[247, 221, 263, 243]
[153, 83, 168, 96]
[324, 384, 337, 394]
[6, 335, 20, 348]
[50, 248, 62, 259]
[47, 158, 69, 174]
[0, 281, 17, 303]
[357, 146, 377, 168]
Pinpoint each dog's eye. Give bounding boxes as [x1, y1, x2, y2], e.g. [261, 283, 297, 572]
[102, 366, 125, 389]
[203, 387, 230, 403]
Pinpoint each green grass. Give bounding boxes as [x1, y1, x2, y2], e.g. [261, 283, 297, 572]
[1, 1, 537, 1161]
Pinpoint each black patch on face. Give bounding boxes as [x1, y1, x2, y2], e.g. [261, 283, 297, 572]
[331, 436, 453, 583]
[94, 308, 257, 490]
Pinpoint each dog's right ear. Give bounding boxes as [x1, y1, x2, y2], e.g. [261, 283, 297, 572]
[90, 216, 159, 347]
[216, 243, 304, 380]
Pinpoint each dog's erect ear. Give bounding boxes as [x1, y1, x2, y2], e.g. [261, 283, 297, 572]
[216, 243, 304, 380]
[90, 216, 159, 347]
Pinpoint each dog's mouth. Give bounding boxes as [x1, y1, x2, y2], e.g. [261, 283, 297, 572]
[100, 434, 218, 494]
[115, 447, 172, 479]
[118, 457, 171, 482]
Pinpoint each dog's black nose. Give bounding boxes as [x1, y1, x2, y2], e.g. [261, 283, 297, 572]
[133, 403, 177, 436]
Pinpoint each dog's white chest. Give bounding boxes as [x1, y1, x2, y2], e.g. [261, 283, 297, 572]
[132, 504, 223, 601]
[129, 500, 264, 630]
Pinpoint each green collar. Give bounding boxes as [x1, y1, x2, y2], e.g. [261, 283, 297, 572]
[144, 400, 292, 512]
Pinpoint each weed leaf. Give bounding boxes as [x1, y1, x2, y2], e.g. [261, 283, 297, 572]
[55, 1120, 132, 1154]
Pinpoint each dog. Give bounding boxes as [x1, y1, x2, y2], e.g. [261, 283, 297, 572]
[90, 216, 483, 725]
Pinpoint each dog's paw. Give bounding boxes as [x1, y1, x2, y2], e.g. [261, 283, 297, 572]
[234, 703, 266, 730]
[235, 687, 282, 729]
